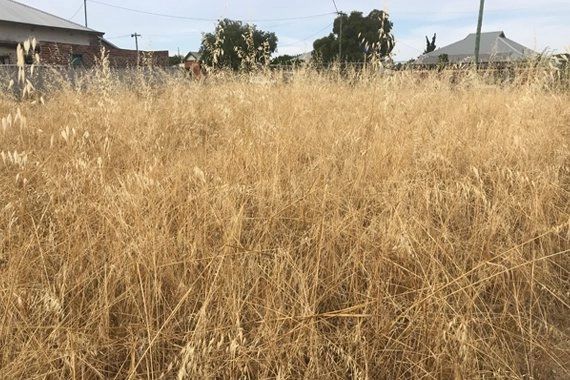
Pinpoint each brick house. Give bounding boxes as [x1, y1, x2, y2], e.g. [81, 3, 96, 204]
[0, 0, 168, 67]
[182, 51, 203, 76]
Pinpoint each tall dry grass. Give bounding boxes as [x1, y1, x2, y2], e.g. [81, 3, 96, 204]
[0, 66, 569, 379]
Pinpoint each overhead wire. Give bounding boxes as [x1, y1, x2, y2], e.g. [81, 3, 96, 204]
[107, 31, 202, 40]
[86, 0, 216, 21]
[90, 1, 338, 54]
[104, 34, 132, 39]
[246, 13, 337, 23]
[279, 22, 334, 48]
[85, 0, 565, 27]
[389, 6, 568, 16]
[89, 0, 483, 56]
[331, 0, 339, 14]
[79, 1, 561, 60]
[69, 2, 84, 21]
[395, 39, 423, 53]
[86, 0, 335, 23]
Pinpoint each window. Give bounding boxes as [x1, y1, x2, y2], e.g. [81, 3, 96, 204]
[0, 55, 9, 65]
[70, 53, 84, 67]
[24, 45, 40, 65]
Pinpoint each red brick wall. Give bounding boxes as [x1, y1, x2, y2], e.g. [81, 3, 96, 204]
[38, 37, 169, 68]
[184, 61, 203, 78]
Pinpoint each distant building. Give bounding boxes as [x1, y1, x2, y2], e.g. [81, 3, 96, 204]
[415, 31, 537, 65]
[184, 51, 202, 63]
[297, 52, 312, 63]
[0, 0, 168, 67]
[182, 51, 203, 77]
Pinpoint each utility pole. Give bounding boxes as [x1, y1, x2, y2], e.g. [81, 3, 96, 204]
[131, 33, 141, 65]
[332, 1, 344, 63]
[474, 0, 485, 68]
[84, 0, 88, 27]
[338, 12, 344, 62]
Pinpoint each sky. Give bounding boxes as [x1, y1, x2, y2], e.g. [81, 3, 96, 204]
[18, 0, 570, 61]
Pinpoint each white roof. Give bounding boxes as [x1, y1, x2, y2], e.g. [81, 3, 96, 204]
[416, 31, 536, 64]
[0, 0, 102, 34]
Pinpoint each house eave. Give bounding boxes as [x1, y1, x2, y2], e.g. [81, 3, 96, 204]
[0, 19, 104, 37]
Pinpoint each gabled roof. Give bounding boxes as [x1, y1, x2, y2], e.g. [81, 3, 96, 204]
[416, 31, 536, 64]
[184, 51, 202, 61]
[0, 0, 102, 35]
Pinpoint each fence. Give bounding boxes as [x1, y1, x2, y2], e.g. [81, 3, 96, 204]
[1, 58, 568, 98]
[0, 65, 190, 98]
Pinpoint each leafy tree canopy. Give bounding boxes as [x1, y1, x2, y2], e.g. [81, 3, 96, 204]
[270, 54, 302, 66]
[168, 55, 183, 66]
[313, 10, 394, 64]
[200, 19, 278, 70]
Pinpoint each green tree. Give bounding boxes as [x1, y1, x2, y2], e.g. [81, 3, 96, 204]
[270, 54, 302, 66]
[313, 10, 394, 64]
[168, 55, 183, 66]
[200, 19, 278, 70]
[424, 33, 437, 54]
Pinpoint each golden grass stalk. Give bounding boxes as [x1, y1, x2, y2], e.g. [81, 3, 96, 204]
[0, 64, 568, 379]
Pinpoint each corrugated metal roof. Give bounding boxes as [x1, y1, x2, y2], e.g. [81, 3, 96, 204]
[0, 0, 102, 34]
[416, 31, 536, 64]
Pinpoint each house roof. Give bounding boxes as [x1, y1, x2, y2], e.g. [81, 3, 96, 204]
[0, 0, 103, 34]
[416, 31, 536, 64]
[184, 51, 202, 61]
[297, 52, 312, 62]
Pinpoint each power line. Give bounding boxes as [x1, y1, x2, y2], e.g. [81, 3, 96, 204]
[390, 6, 565, 16]
[256, 21, 298, 30]
[249, 13, 336, 22]
[331, 0, 339, 13]
[330, 0, 344, 61]
[396, 40, 423, 53]
[105, 34, 132, 39]
[279, 22, 333, 48]
[69, 3, 83, 20]
[87, 0, 335, 23]
[87, 0, 214, 21]
[107, 31, 201, 40]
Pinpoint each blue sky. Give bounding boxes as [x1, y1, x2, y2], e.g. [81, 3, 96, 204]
[19, 0, 570, 60]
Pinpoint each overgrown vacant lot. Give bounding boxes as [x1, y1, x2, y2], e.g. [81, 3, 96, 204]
[0, 70, 569, 379]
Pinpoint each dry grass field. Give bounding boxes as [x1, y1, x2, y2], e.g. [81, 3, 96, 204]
[0, 67, 569, 379]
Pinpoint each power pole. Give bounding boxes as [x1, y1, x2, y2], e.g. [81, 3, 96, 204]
[474, 0, 485, 67]
[338, 12, 344, 62]
[332, 1, 344, 63]
[84, 0, 88, 27]
[131, 33, 141, 65]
